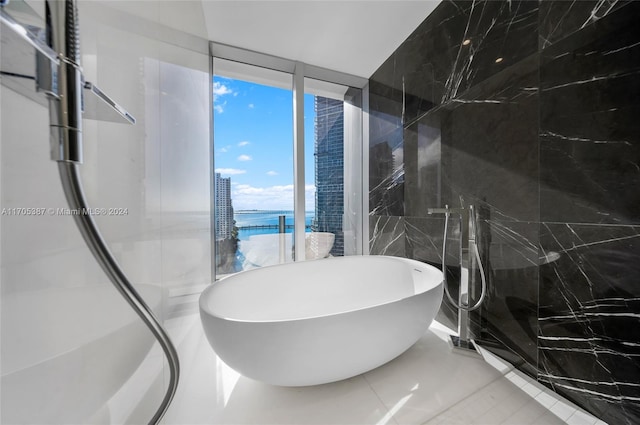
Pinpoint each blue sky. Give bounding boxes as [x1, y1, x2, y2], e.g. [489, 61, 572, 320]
[213, 76, 316, 210]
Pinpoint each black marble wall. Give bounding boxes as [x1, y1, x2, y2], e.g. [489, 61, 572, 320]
[368, 1, 640, 424]
[538, 2, 640, 422]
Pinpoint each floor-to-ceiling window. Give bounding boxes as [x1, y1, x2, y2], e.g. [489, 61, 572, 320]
[213, 59, 294, 277]
[211, 46, 365, 280]
[304, 78, 359, 258]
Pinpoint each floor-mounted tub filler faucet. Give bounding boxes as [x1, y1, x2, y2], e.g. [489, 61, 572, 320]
[428, 204, 487, 352]
[1, 1, 179, 423]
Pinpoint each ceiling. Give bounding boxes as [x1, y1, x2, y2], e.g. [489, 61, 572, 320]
[24, 0, 440, 79]
[200, 1, 441, 79]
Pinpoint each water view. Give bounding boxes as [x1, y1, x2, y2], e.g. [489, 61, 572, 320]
[235, 210, 313, 239]
[218, 210, 314, 274]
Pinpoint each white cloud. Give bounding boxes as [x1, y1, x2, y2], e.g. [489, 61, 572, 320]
[266, 170, 278, 176]
[213, 82, 233, 97]
[232, 184, 315, 210]
[237, 154, 252, 162]
[213, 82, 233, 113]
[248, 103, 254, 109]
[215, 168, 246, 175]
[238, 141, 250, 147]
[218, 145, 231, 153]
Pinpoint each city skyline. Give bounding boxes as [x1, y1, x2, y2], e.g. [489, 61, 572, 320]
[213, 76, 317, 211]
[214, 173, 234, 240]
[313, 97, 345, 256]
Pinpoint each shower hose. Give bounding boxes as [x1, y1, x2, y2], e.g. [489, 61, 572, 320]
[40, 0, 180, 421]
[58, 162, 179, 424]
[442, 209, 487, 312]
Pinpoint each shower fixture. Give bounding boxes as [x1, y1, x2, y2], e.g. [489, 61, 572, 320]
[428, 203, 487, 352]
[1, 1, 179, 423]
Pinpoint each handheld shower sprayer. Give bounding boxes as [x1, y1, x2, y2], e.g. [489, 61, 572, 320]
[45, 0, 83, 163]
[427, 203, 487, 351]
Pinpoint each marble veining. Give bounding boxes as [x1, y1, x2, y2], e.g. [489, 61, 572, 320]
[368, 216, 405, 258]
[369, 1, 640, 424]
[539, 0, 631, 48]
[539, 223, 640, 424]
[541, 130, 633, 146]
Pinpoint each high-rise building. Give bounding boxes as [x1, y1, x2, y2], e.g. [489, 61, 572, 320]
[313, 96, 344, 256]
[215, 173, 234, 240]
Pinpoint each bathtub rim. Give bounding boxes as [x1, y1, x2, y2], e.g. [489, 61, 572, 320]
[200, 255, 443, 324]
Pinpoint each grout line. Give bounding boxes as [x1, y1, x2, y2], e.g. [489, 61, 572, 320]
[361, 374, 401, 425]
[498, 397, 552, 425]
[418, 374, 516, 425]
[566, 409, 599, 425]
[475, 342, 605, 425]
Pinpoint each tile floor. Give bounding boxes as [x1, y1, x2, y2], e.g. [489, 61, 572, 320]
[161, 314, 605, 425]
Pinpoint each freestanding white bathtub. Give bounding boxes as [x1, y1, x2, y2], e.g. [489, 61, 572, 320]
[199, 255, 444, 386]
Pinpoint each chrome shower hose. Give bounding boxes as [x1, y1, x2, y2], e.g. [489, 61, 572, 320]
[442, 209, 487, 312]
[58, 162, 179, 424]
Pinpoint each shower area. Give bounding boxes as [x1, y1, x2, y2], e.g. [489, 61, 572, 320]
[368, 1, 640, 424]
[1, 1, 211, 423]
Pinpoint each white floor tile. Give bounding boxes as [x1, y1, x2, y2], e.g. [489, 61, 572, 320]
[534, 411, 570, 425]
[503, 398, 554, 424]
[521, 382, 544, 398]
[362, 330, 504, 424]
[534, 390, 559, 409]
[213, 376, 391, 425]
[163, 314, 392, 425]
[549, 400, 578, 422]
[470, 380, 534, 424]
[162, 314, 605, 425]
[504, 370, 532, 388]
[566, 410, 598, 425]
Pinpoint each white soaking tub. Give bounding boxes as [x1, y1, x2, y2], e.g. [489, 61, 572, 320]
[199, 255, 443, 386]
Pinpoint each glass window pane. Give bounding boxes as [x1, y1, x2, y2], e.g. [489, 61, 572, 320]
[304, 77, 362, 259]
[213, 59, 293, 277]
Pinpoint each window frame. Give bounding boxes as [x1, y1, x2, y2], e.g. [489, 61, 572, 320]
[209, 42, 369, 281]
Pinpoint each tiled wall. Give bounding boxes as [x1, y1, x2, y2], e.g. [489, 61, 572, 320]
[1, 2, 211, 423]
[368, 1, 640, 424]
